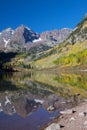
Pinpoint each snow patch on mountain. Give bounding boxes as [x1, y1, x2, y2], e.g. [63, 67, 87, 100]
[3, 38, 10, 47]
[25, 27, 31, 31]
[33, 38, 42, 43]
[12, 30, 14, 35]
[73, 27, 78, 31]
[5, 28, 12, 32]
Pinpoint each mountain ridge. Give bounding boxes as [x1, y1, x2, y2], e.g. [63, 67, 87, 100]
[0, 25, 72, 52]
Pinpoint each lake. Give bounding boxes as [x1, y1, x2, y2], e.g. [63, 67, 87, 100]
[0, 70, 87, 130]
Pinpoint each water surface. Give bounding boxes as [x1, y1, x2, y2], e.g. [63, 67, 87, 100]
[0, 70, 87, 130]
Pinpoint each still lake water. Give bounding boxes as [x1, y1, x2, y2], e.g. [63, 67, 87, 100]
[0, 70, 87, 130]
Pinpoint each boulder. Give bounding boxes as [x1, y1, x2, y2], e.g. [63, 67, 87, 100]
[45, 123, 60, 130]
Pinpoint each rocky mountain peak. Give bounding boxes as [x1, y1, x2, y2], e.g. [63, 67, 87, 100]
[5, 25, 40, 52]
[1, 27, 14, 35]
[20, 25, 32, 31]
[40, 28, 72, 46]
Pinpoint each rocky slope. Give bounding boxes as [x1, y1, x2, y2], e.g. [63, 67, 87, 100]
[67, 13, 87, 44]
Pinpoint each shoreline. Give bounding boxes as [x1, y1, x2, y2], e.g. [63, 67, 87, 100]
[42, 102, 87, 130]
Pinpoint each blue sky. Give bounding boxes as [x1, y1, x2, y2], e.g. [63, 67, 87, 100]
[0, 0, 87, 33]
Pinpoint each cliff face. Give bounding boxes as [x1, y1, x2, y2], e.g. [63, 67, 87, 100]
[40, 28, 72, 46]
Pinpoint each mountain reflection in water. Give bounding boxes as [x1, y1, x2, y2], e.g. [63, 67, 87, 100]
[0, 108, 60, 130]
[0, 71, 87, 130]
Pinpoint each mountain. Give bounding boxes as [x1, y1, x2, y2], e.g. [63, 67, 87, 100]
[40, 28, 72, 46]
[6, 25, 40, 52]
[0, 25, 72, 52]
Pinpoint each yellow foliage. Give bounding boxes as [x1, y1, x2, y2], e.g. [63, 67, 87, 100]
[82, 22, 87, 30]
[34, 39, 87, 69]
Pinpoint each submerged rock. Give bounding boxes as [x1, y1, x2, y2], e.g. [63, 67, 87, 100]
[5, 96, 11, 106]
[34, 99, 44, 104]
[47, 105, 55, 111]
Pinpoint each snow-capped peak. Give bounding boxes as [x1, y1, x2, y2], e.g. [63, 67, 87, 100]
[25, 26, 31, 31]
[5, 28, 12, 32]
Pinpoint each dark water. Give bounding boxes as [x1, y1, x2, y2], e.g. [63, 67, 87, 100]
[0, 109, 60, 130]
[0, 71, 87, 130]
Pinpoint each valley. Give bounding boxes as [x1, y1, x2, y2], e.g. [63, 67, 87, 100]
[0, 14, 87, 72]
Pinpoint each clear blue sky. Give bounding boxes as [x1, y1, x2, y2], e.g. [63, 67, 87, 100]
[0, 0, 87, 33]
